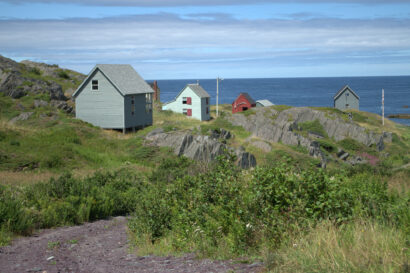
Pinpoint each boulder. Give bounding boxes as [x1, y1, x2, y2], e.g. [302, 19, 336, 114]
[34, 100, 48, 108]
[145, 129, 256, 169]
[210, 128, 232, 140]
[49, 82, 67, 101]
[337, 149, 349, 161]
[10, 112, 34, 123]
[50, 100, 73, 113]
[250, 140, 272, 152]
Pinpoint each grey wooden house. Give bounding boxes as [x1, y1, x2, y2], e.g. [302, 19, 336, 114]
[73, 64, 154, 132]
[333, 85, 359, 111]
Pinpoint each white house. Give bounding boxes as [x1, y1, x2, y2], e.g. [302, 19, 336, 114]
[162, 84, 211, 121]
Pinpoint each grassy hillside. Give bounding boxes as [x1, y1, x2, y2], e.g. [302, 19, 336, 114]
[0, 73, 409, 272]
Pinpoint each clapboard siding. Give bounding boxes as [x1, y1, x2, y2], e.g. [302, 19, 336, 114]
[124, 94, 153, 128]
[334, 87, 359, 111]
[162, 85, 210, 121]
[75, 70, 124, 129]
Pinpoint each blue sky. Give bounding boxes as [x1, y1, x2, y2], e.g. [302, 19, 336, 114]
[1, 0, 410, 79]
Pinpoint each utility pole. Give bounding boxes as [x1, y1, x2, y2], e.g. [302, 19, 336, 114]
[382, 89, 385, 126]
[216, 77, 223, 117]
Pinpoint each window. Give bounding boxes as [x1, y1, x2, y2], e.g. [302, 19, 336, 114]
[182, 97, 192, 105]
[145, 93, 152, 113]
[183, 108, 188, 115]
[206, 107, 209, 114]
[131, 96, 134, 105]
[206, 98, 209, 105]
[92, 80, 98, 91]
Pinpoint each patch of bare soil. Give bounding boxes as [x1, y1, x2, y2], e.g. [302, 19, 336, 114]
[0, 216, 264, 273]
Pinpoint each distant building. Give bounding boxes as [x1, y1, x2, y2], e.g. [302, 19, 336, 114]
[162, 84, 211, 121]
[256, 99, 274, 107]
[73, 64, 154, 133]
[149, 80, 160, 102]
[333, 85, 360, 111]
[232, 92, 256, 113]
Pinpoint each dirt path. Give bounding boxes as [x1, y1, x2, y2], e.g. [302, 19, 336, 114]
[0, 217, 264, 273]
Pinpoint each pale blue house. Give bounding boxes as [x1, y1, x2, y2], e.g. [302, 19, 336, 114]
[73, 64, 153, 132]
[162, 84, 211, 121]
[334, 85, 360, 111]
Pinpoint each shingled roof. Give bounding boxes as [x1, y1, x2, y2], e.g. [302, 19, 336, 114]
[237, 92, 256, 105]
[73, 64, 153, 97]
[333, 85, 360, 101]
[163, 83, 210, 105]
[186, 84, 210, 98]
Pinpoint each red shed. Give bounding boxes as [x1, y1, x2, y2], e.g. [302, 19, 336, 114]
[232, 92, 256, 113]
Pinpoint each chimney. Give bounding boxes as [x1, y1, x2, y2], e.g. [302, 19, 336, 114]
[153, 80, 160, 102]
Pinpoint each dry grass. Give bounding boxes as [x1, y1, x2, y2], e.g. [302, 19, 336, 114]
[267, 220, 408, 273]
[387, 170, 410, 195]
[0, 170, 57, 186]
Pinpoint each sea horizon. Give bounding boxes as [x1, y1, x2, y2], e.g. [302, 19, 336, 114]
[154, 75, 410, 126]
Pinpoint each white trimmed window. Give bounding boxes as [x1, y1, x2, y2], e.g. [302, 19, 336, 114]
[92, 80, 98, 91]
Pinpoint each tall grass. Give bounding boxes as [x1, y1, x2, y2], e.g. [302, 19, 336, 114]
[268, 220, 408, 273]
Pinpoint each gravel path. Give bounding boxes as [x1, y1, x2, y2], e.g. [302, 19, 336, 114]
[0, 216, 264, 273]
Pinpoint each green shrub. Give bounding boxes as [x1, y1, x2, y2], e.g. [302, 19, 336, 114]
[338, 138, 362, 151]
[317, 139, 336, 153]
[298, 119, 328, 138]
[29, 67, 42, 76]
[57, 70, 70, 79]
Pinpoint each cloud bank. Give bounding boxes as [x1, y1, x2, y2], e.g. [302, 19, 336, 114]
[2, 0, 409, 6]
[1, 13, 409, 78]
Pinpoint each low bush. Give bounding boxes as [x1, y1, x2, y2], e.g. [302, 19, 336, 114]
[0, 169, 144, 244]
[298, 119, 328, 138]
[338, 138, 362, 151]
[129, 153, 407, 259]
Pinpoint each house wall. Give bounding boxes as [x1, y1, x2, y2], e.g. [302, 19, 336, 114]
[200, 97, 211, 121]
[232, 94, 254, 113]
[75, 70, 124, 129]
[162, 86, 210, 121]
[124, 94, 153, 128]
[334, 89, 359, 111]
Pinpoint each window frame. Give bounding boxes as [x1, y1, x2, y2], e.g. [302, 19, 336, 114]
[91, 80, 98, 91]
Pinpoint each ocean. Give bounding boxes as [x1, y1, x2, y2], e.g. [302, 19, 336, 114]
[155, 76, 410, 126]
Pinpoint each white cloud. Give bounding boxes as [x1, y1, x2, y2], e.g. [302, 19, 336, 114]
[1, 14, 409, 78]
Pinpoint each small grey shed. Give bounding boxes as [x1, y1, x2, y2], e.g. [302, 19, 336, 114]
[73, 64, 154, 132]
[256, 99, 274, 107]
[333, 85, 360, 111]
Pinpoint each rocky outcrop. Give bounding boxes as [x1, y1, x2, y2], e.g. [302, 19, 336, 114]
[0, 55, 85, 102]
[229, 107, 391, 148]
[145, 128, 256, 169]
[227, 107, 392, 167]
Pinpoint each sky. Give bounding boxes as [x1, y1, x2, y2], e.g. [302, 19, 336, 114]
[0, 0, 410, 79]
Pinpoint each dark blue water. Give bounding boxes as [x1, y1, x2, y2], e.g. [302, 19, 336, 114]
[155, 76, 410, 126]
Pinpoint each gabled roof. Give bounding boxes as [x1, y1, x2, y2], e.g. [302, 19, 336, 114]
[73, 64, 153, 98]
[163, 83, 210, 105]
[333, 85, 360, 101]
[256, 99, 274, 106]
[188, 84, 210, 98]
[233, 92, 256, 105]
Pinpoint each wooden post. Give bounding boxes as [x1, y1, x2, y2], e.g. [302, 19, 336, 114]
[122, 128, 126, 134]
[382, 89, 384, 126]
